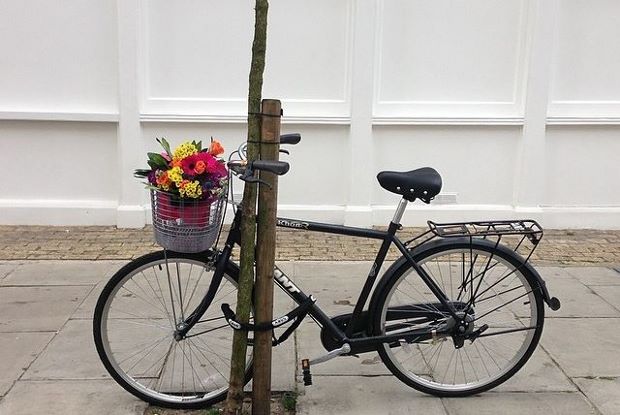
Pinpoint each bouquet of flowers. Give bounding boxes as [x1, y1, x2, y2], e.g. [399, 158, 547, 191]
[136, 138, 229, 252]
[135, 138, 228, 200]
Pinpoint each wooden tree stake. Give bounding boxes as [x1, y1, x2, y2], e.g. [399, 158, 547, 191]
[252, 99, 282, 415]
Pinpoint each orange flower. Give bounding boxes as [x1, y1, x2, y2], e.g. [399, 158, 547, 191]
[194, 160, 206, 174]
[208, 139, 224, 156]
[179, 179, 190, 189]
[156, 171, 171, 188]
[171, 159, 183, 168]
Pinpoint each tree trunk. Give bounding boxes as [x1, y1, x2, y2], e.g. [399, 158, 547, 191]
[252, 99, 282, 415]
[224, 1, 269, 414]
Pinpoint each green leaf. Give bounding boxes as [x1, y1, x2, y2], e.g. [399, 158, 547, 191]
[134, 169, 151, 178]
[147, 152, 169, 169]
[156, 137, 172, 157]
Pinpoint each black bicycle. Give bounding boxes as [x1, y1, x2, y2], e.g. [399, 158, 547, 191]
[93, 134, 561, 409]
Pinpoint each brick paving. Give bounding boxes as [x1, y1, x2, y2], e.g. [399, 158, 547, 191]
[0, 225, 618, 266]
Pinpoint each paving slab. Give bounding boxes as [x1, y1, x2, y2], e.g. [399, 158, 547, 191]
[291, 261, 379, 280]
[71, 283, 102, 319]
[538, 266, 576, 280]
[0, 332, 54, 396]
[294, 274, 368, 317]
[0, 260, 122, 286]
[541, 318, 620, 377]
[0, 262, 19, 280]
[442, 392, 596, 415]
[540, 275, 619, 318]
[23, 319, 108, 380]
[567, 266, 620, 286]
[494, 347, 575, 392]
[0, 285, 91, 332]
[297, 375, 447, 415]
[588, 285, 620, 311]
[0, 380, 147, 415]
[573, 377, 620, 415]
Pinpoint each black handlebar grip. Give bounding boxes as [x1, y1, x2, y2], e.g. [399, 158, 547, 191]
[280, 133, 301, 145]
[252, 160, 290, 175]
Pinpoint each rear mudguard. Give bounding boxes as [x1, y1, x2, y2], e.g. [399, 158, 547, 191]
[367, 237, 560, 334]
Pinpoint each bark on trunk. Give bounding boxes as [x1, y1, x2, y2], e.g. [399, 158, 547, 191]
[224, 1, 269, 414]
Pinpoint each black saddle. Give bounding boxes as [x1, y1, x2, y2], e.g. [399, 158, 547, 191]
[377, 167, 442, 204]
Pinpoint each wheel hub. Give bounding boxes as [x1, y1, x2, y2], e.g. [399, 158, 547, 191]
[174, 322, 188, 341]
[450, 312, 475, 349]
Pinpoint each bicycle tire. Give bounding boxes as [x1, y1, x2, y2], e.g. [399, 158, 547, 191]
[93, 250, 252, 409]
[373, 238, 545, 396]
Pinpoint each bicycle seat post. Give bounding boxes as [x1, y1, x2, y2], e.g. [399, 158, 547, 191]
[392, 198, 408, 225]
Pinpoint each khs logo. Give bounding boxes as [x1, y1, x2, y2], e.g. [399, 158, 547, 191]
[274, 269, 300, 293]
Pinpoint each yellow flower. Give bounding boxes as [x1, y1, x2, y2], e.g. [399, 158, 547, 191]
[168, 166, 184, 185]
[172, 141, 198, 160]
[179, 180, 203, 198]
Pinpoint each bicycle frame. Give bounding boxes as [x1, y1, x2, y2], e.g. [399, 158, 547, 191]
[176, 200, 460, 352]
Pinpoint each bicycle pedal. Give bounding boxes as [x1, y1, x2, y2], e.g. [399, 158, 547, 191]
[301, 359, 312, 386]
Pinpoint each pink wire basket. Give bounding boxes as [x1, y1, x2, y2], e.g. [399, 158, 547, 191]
[150, 189, 226, 253]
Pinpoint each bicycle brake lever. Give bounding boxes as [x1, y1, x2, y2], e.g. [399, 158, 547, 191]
[241, 173, 272, 189]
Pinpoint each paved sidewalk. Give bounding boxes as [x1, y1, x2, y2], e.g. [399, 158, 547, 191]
[0, 260, 619, 414]
[0, 225, 619, 265]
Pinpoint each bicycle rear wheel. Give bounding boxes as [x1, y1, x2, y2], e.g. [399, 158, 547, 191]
[93, 250, 251, 409]
[373, 239, 545, 396]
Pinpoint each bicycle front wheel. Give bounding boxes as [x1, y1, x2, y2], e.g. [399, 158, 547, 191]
[373, 239, 545, 396]
[93, 250, 251, 409]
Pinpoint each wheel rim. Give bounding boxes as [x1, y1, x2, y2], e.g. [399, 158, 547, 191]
[99, 258, 250, 404]
[379, 248, 540, 392]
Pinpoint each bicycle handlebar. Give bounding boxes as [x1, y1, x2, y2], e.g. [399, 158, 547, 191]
[280, 133, 301, 145]
[236, 133, 301, 161]
[252, 160, 290, 175]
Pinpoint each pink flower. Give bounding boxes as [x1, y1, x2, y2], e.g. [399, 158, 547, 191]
[160, 152, 171, 162]
[214, 160, 228, 178]
[180, 152, 218, 176]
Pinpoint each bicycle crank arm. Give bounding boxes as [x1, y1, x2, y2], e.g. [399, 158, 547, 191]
[308, 343, 351, 366]
[301, 343, 352, 387]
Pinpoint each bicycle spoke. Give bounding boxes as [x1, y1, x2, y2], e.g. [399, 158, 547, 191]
[184, 266, 207, 312]
[109, 317, 169, 332]
[475, 290, 533, 322]
[152, 267, 175, 327]
[120, 333, 170, 372]
[140, 270, 174, 328]
[477, 326, 537, 338]
[462, 347, 479, 383]
[128, 276, 168, 317]
[119, 285, 168, 317]
[182, 264, 194, 312]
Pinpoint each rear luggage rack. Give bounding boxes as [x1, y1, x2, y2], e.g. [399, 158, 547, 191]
[403, 219, 544, 268]
[427, 220, 543, 245]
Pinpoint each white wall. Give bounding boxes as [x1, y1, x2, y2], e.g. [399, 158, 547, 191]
[1, 0, 619, 229]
